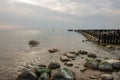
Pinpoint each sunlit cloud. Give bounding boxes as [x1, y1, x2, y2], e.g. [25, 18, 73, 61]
[0, 24, 23, 30]
[11, 0, 120, 16]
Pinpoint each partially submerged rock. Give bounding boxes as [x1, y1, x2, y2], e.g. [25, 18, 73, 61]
[28, 40, 39, 47]
[69, 52, 79, 55]
[38, 73, 49, 80]
[64, 53, 76, 59]
[78, 50, 88, 55]
[51, 68, 75, 80]
[87, 53, 97, 58]
[48, 62, 60, 70]
[84, 58, 120, 72]
[48, 48, 59, 53]
[100, 74, 113, 80]
[60, 55, 70, 62]
[16, 70, 38, 80]
[64, 62, 73, 67]
[105, 60, 120, 70]
[34, 67, 51, 77]
[84, 58, 99, 69]
[99, 60, 113, 71]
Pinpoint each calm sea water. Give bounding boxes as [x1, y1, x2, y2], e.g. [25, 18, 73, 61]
[0, 29, 119, 80]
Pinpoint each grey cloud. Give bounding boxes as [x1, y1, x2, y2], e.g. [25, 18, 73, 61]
[0, 0, 120, 29]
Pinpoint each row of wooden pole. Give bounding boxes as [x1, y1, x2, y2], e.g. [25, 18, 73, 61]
[75, 29, 120, 45]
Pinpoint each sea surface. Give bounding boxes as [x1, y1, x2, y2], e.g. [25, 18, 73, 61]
[0, 29, 119, 80]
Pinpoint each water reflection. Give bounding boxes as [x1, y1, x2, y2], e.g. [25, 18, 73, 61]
[0, 30, 119, 80]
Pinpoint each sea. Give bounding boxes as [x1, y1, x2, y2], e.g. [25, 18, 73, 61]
[0, 29, 119, 80]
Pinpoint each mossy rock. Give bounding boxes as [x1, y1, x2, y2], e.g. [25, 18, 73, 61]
[34, 67, 51, 77]
[16, 70, 38, 80]
[99, 61, 113, 71]
[84, 58, 99, 69]
[51, 68, 75, 80]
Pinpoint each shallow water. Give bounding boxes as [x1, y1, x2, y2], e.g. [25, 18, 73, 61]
[0, 29, 119, 80]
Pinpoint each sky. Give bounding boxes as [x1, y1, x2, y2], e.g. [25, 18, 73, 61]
[0, 0, 120, 30]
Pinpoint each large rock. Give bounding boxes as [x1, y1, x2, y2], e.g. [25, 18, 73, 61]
[78, 50, 88, 55]
[69, 52, 79, 55]
[48, 48, 59, 53]
[28, 40, 39, 47]
[38, 73, 49, 80]
[60, 55, 70, 62]
[99, 61, 113, 71]
[84, 58, 99, 69]
[64, 53, 76, 59]
[16, 70, 38, 80]
[51, 68, 75, 80]
[34, 67, 51, 77]
[105, 60, 120, 70]
[100, 74, 113, 80]
[87, 53, 97, 58]
[64, 62, 73, 67]
[48, 62, 60, 70]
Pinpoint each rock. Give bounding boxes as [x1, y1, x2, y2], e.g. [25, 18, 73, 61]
[51, 68, 75, 80]
[84, 58, 99, 69]
[48, 62, 60, 70]
[100, 74, 113, 80]
[89, 75, 98, 79]
[38, 64, 47, 67]
[82, 40, 85, 42]
[78, 50, 88, 55]
[64, 62, 73, 67]
[60, 55, 70, 62]
[16, 70, 38, 80]
[87, 53, 97, 58]
[75, 66, 79, 68]
[99, 60, 113, 71]
[80, 67, 87, 73]
[106, 45, 113, 49]
[38, 73, 49, 80]
[48, 48, 59, 53]
[34, 67, 51, 77]
[69, 52, 79, 55]
[105, 60, 120, 70]
[64, 53, 76, 59]
[28, 40, 39, 47]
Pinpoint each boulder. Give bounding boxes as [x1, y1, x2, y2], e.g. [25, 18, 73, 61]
[48, 48, 59, 53]
[51, 68, 75, 80]
[28, 40, 39, 47]
[60, 55, 70, 62]
[38, 73, 49, 80]
[84, 58, 99, 69]
[64, 62, 73, 67]
[99, 61, 113, 71]
[100, 74, 113, 80]
[16, 70, 38, 80]
[69, 52, 79, 55]
[38, 64, 47, 67]
[80, 67, 87, 73]
[48, 62, 60, 70]
[105, 60, 120, 70]
[34, 67, 51, 77]
[64, 53, 76, 59]
[78, 50, 88, 55]
[87, 53, 97, 58]
[106, 45, 113, 49]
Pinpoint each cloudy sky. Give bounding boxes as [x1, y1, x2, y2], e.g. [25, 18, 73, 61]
[0, 0, 120, 30]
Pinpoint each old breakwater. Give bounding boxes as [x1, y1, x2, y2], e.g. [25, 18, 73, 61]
[69, 29, 120, 45]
